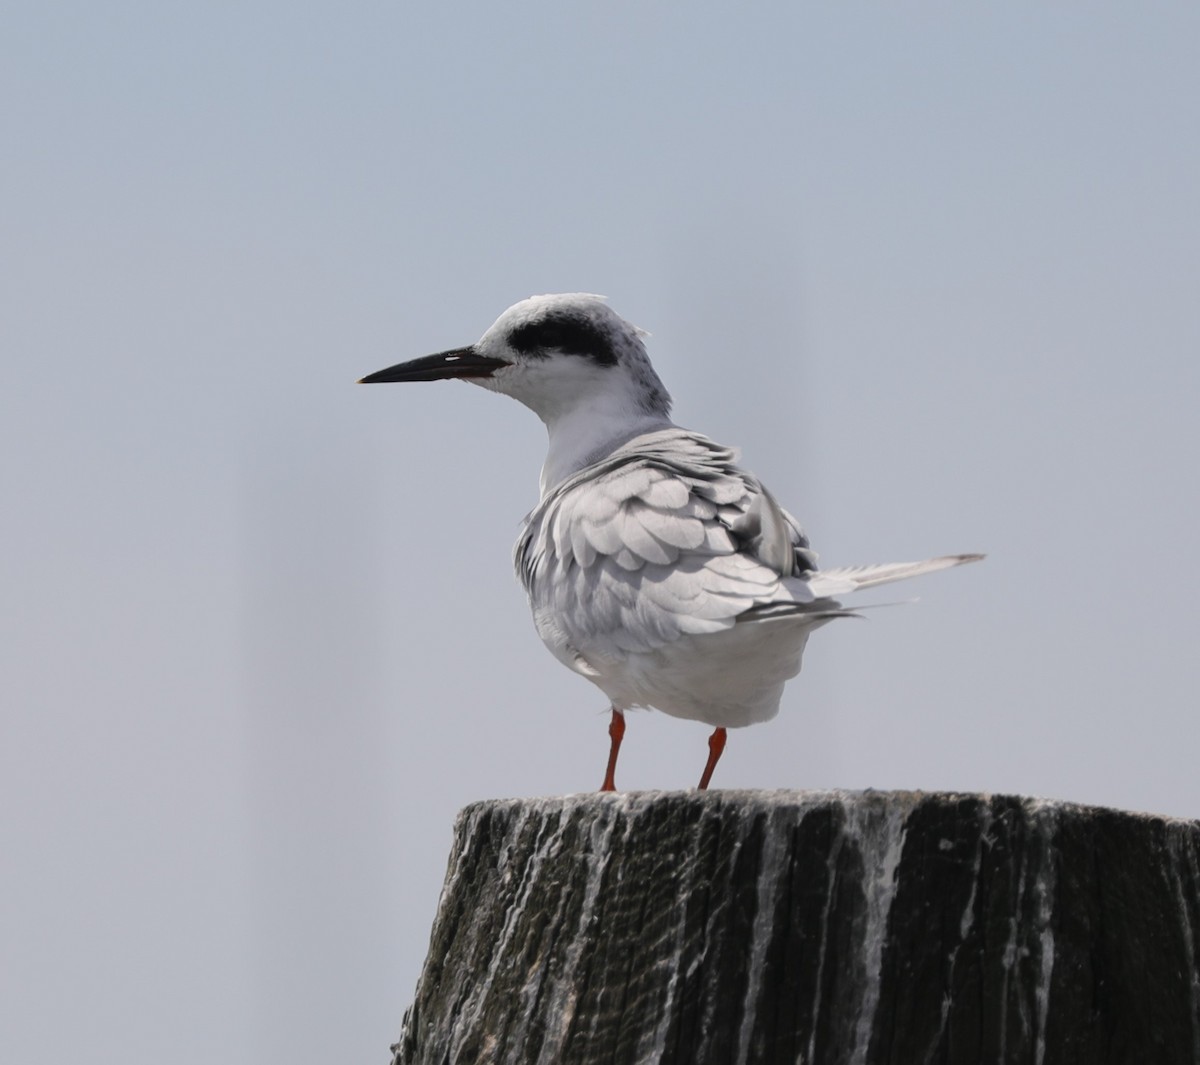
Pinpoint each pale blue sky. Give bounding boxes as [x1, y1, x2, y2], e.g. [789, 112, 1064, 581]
[3, 5, 1198, 1064]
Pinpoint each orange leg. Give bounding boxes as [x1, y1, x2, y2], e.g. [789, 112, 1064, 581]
[600, 708, 626, 792]
[697, 727, 727, 790]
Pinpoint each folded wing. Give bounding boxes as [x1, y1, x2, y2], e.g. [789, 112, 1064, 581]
[516, 429, 822, 658]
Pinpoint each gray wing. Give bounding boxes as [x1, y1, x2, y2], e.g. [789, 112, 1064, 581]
[515, 429, 822, 659]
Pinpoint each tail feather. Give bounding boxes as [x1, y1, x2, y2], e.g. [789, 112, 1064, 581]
[802, 553, 984, 599]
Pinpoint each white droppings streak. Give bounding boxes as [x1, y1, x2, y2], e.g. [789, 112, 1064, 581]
[804, 820, 849, 1065]
[534, 796, 626, 1063]
[1030, 801, 1059, 1065]
[434, 806, 479, 916]
[846, 795, 911, 1065]
[958, 811, 989, 942]
[996, 831, 1026, 1061]
[449, 803, 560, 1059]
[932, 801, 992, 1054]
[409, 790, 1170, 1065]
[735, 805, 788, 1065]
[693, 802, 743, 1052]
[643, 800, 709, 1062]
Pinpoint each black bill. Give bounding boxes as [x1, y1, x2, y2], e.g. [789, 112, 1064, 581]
[358, 346, 510, 384]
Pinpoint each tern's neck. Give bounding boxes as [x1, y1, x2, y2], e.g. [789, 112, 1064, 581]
[539, 397, 672, 497]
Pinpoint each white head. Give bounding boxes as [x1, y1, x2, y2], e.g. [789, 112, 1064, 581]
[361, 294, 675, 492]
[471, 294, 671, 421]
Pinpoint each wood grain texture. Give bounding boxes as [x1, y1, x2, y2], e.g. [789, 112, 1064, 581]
[392, 791, 1200, 1065]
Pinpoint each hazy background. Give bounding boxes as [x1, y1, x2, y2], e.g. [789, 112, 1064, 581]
[3, 4, 1197, 1063]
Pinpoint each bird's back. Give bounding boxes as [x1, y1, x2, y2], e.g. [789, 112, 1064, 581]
[515, 427, 841, 725]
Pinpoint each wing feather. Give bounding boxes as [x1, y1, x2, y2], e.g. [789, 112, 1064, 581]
[612, 546, 644, 572]
[802, 554, 984, 598]
[632, 502, 705, 551]
[567, 518, 597, 569]
[638, 476, 690, 509]
[614, 504, 677, 565]
[516, 428, 821, 661]
[515, 428, 979, 674]
[580, 513, 625, 556]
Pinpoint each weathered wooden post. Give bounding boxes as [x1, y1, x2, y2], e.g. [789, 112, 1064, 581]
[391, 791, 1200, 1065]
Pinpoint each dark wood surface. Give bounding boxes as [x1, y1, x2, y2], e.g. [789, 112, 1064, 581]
[392, 791, 1200, 1065]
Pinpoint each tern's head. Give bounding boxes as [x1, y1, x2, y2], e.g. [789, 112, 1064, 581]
[359, 294, 673, 425]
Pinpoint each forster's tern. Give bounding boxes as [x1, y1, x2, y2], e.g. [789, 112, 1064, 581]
[361, 294, 981, 790]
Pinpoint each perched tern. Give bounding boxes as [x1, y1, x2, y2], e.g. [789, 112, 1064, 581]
[361, 294, 981, 790]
